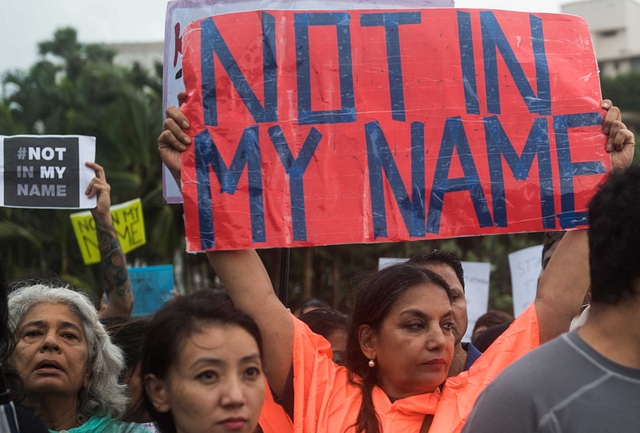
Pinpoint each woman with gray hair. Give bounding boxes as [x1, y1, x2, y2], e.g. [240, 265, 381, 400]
[8, 284, 147, 433]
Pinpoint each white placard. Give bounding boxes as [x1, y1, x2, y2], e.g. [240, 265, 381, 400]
[509, 244, 543, 317]
[461, 261, 491, 343]
[378, 257, 409, 269]
[378, 257, 491, 342]
[0, 135, 96, 209]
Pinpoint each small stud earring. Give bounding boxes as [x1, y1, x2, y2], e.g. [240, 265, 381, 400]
[368, 359, 375, 368]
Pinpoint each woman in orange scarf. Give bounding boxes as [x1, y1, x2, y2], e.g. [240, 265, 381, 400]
[207, 250, 541, 433]
[159, 99, 632, 433]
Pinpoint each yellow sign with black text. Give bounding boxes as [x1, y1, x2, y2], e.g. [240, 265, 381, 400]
[70, 198, 146, 265]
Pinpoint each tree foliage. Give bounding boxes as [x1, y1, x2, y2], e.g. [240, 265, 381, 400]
[602, 71, 640, 112]
[0, 28, 181, 298]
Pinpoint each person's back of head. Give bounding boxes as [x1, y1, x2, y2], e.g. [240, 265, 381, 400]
[588, 165, 640, 305]
[471, 310, 514, 343]
[299, 308, 348, 340]
[299, 308, 349, 365]
[293, 298, 331, 317]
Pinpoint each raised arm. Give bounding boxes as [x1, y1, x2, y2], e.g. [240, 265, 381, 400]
[86, 162, 134, 318]
[206, 250, 293, 396]
[534, 100, 634, 342]
[159, 100, 293, 396]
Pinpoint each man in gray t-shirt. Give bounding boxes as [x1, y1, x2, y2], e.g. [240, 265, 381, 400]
[463, 162, 640, 433]
[462, 330, 640, 433]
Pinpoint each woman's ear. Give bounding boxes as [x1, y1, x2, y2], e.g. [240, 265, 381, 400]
[358, 324, 377, 361]
[82, 370, 92, 389]
[144, 374, 170, 413]
[82, 361, 92, 389]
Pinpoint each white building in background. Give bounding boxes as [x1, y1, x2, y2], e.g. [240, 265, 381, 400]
[102, 3, 640, 79]
[104, 42, 164, 72]
[562, 0, 640, 77]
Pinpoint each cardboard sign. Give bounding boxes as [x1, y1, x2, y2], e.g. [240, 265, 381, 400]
[128, 265, 174, 317]
[163, 0, 455, 204]
[0, 135, 96, 209]
[378, 257, 491, 342]
[70, 198, 146, 265]
[508, 244, 543, 317]
[179, 9, 607, 251]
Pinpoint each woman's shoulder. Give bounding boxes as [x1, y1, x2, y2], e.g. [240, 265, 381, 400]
[58, 416, 152, 433]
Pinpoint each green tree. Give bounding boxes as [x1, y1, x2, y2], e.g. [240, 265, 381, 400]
[601, 72, 640, 165]
[0, 28, 181, 296]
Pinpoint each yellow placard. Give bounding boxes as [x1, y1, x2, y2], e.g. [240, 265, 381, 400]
[70, 198, 146, 265]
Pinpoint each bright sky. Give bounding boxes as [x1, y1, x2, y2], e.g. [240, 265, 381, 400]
[0, 0, 568, 77]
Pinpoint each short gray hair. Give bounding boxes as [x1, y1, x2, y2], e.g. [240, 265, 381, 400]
[8, 284, 127, 421]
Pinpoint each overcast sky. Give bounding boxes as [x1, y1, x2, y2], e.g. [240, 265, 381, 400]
[0, 0, 569, 76]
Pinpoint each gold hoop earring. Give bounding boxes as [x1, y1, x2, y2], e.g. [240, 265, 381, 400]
[368, 359, 375, 368]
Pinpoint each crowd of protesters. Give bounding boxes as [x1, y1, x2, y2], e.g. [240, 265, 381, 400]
[0, 96, 638, 433]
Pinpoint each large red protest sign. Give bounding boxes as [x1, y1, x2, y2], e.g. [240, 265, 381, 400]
[180, 8, 607, 252]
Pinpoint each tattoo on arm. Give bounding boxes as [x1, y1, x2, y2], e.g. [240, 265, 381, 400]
[96, 222, 132, 310]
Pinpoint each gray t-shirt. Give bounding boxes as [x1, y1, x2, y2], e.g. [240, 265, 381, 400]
[462, 330, 640, 433]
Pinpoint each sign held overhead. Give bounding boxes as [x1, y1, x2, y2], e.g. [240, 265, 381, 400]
[179, 9, 607, 251]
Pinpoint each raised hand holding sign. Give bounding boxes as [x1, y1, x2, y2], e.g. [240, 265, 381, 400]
[0, 135, 96, 209]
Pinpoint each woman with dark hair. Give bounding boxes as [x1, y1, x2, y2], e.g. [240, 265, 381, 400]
[342, 264, 456, 432]
[407, 251, 477, 376]
[293, 298, 331, 317]
[207, 251, 538, 433]
[141, 291, 265, 433]
[214, 250, 546, 433]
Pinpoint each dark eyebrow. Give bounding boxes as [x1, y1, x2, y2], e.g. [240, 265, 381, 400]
[400, 309, 431, 320]
[190, 357, 224, 369]
[400, 309, 454, 320]
[190, 354, 261, 369]
[240, 354, 261, 363]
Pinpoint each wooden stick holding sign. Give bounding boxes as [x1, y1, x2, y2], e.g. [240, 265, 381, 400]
[175, 9, 609, 251]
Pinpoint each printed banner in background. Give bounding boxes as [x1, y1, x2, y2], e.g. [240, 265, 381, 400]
[163, 0, 455, 203]
[378, 257, 491, 342]
[128, 265, 174, 317]
[180, 9, 607, 251]
[509, 244, 543, 317]
[70, 199, 146, 265]
[0, 135, 96, 209]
